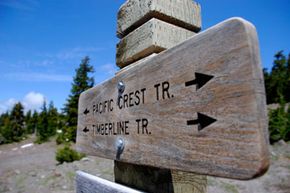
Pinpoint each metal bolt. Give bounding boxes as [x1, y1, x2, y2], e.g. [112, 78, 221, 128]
[116, 138, 125, 160]
[117, 81, 125, 106]
[116, 138, 124, 151]
[118, 81, 125, 94]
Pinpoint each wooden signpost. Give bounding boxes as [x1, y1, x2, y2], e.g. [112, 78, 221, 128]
[76, 17, 269, 180]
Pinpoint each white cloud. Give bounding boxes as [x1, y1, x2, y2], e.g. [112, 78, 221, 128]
[99, 63, 118, 76]
[22, 92, 45, 112]
[50, 47, 104, 60]
[0, 92, 45, 114]
[5, 72, 72, 82]
[0, 98, 18, 114]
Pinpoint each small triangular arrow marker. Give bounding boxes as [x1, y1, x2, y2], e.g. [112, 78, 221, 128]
[185, 72, 214, 90]
[83, 127, 89, 133]
[187, 113, 217, 131]
[83, 108, 90, 115]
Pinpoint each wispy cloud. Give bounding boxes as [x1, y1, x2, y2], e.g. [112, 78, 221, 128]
[2, 46, 106, 82]
[22, 92, 45, 111]
[5, 72, 72, 82]
[35, 59, 54, 67]
[7, 59, 54, 69]
[0, 0, 39, 11]
[0, 92, 45, 114]
[0, 98, 18, 114]
[43, 46, 105, 61]
[99, 63, 118, 76]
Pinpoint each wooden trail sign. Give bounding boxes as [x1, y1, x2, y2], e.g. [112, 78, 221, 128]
[76, 18, 269, 180]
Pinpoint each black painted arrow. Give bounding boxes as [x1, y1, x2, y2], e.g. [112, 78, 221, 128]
[83, 108, 90, 115]
[187, 113, 217, 131]
[185, 72, 214, 90]
[83, 127, 89, 133]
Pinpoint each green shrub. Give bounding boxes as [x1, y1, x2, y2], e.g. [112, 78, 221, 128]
[269, 103, 290, 143]
[55, 126, 76, 145]
[55, 145, 85, 164]
[56, 134, 65, 145]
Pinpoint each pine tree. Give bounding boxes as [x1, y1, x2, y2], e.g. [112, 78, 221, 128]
[47, 101, 58, 137]
[264, 51, 289, 104]
[286, 106, 290, 142]
[10, 102, 25, 141]
[26, 110, 38, 135]
[36, 101, 49, 143]
[0, 112, 10, 144]
[0, 112, 8, 131]
[286, 53, 290, 102]
[63, 56, 94, 142]
[268, 100, 290, 143]
[25, 110, 32, 134]
[263, 68, 271, 103]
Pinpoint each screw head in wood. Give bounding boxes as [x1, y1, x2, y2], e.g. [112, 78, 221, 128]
[117, 81, 125, 93]
[116, 138, 125, 160]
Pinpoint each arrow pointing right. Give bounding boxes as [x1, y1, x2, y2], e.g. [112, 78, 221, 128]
[185, 72, 214, 90]
[187, 113, 217, 131]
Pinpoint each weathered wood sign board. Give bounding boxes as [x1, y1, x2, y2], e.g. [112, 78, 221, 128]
[77, 18, 269, 180]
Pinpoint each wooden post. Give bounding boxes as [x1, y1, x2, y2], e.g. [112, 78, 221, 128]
[115, 0, 206, 192]
[114, 162, 207, 193]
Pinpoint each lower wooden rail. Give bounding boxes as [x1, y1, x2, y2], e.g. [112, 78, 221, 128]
[76, 171, 144, 193]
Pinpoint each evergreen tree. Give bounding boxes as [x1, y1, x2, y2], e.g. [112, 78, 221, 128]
[63, 56, 94, 142]
[25, 110, 32, 134]
[263, 68, 271, 103]
[10, 102, 25, 141]
[0, 112, 8, 130]
[26, 110, 38, 134]
[286, 53, 290, 101]
[36, 101, 49, 143]
[47, 101, 58, 137]
[0, 112, 10, 144]
[264, 51, 290, 104]
[268, 100, 290, 143]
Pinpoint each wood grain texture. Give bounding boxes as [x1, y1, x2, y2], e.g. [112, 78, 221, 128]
[116, 54, 158, 76]
[116, 18, 195, 68]
[114, 161, 206, 193]
[76, 171, 143, 193]
[77, 18, 269, 180]
[114, 161, 174, 193]
[116, 18, 205, 193]
[172, 170, 207, 193]
[117, 0, 201, 38]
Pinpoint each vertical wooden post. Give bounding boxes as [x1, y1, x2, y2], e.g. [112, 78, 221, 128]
[114, 162, 207, 193]
[114, 0, 206, 192]
[171, 171, 207, 193]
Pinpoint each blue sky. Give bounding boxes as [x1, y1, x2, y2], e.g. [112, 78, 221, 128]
[0, 0, 289, 113]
